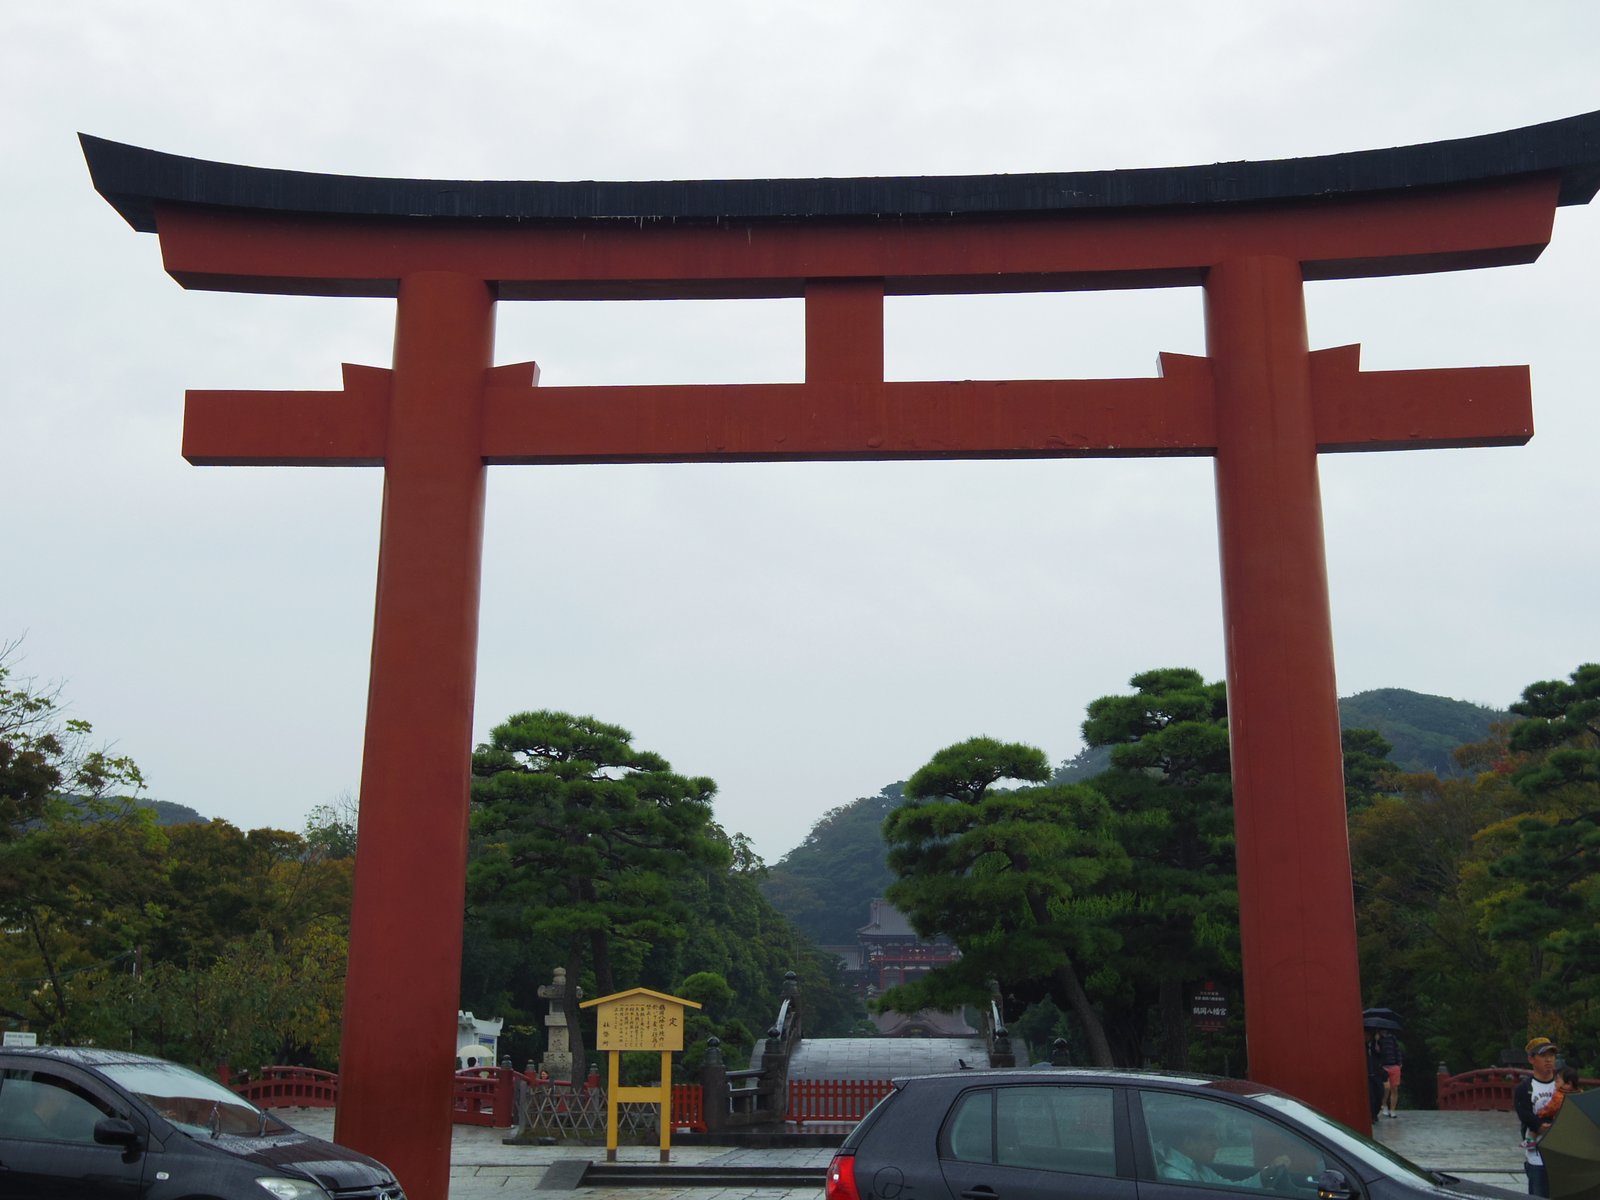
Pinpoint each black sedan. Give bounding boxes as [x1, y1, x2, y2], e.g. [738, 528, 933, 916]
[0, 1045, 403, 1198]
[825, 1069, 1520, 1200]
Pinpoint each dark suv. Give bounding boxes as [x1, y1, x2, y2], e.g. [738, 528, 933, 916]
[825, 1069, 1520, 1200]
[0, 1046, 404, 1198]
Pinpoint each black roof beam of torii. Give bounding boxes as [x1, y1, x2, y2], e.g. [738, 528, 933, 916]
[83, 109, 1600, 233]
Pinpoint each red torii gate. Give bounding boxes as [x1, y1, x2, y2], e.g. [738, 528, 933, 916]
[84, 111, 1600, 1200]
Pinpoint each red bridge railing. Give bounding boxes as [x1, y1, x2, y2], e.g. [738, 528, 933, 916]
[231, 1066, 340, 1109]
[227, 1065, 520, 1126]
[229, 1066, 891, 1131]
[453, 1066, 515, 1126]
[1436, 1066, 1598, 1111]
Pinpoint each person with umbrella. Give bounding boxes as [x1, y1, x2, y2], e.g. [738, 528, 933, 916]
[1364, 1026, 1387, 1123]
[1536, 1068, 1600, 1200]
[1363, 1010, 1403, 1120]
[1515, 1035, 1562, 1196]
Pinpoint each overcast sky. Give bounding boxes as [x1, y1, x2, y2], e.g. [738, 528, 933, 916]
[3, 2, 1596, 863]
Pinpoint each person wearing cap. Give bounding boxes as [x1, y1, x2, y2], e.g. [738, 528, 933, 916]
[1514, 1036, 1562, 1196]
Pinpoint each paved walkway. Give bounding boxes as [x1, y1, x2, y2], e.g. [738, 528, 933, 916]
[278, 1108, 1531, 1199]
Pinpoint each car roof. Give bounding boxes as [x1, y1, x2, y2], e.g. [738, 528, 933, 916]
[894, 1066, 1291, 1100]
[2, 1046, 189, 1070]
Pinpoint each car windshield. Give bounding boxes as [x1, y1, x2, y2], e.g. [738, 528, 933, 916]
[1251, 1094, 1436, 1184]
[97, 1062, 287, 1138]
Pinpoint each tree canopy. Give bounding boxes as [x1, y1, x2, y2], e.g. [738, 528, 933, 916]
[1079, 667, 1239, 1069]
[881, 737, 1126, 1065]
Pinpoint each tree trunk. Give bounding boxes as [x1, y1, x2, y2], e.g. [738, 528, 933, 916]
[1161, 975, 1190, 1069]
[1024, 889, 1116, 1066]
[1054, 962, 1116, 1067]
[590, 930, 614, 998]
[563, 944, 587, 1078]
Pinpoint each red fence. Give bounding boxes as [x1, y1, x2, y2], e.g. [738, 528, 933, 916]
[230, 1067, 890, 1130]
[672, 1084, 706, 1132]
[786, 1078, 895, 1125]
[1436, 1066, 1598, 1111]
[229, 1064, 1600, 1123]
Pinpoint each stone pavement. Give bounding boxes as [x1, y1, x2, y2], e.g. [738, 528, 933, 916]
[277, 1107, 1531, 1199]
[1369, 1110, 1528, 1191]
[280, 1109, 833, 1198]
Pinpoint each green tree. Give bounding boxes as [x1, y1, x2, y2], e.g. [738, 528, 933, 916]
[1080, 668, 1238, 1070]
[1, 644, 145, 840]
[1348, 765, 1529, 1087]
[1341, 728, 1397, 810]
[881, 737, 1126, 1066]
[0, 648, 157, 1039]
[0, 803, 165, 1039]
[147, 821, 351, 965]
[304, 792, 359, 860]
[1509, 663, 1600, 804]
[1478, 663, 1600, 1063]
[468, 710, 727, 1073]
[78, 923, 349, 1070]
[651, 823, 855, 1058]
[675, 970, 749, 1075]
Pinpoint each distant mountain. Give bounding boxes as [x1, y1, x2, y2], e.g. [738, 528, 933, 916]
[765, 688, 1513, 944]
[759, 785, 902, 946]
[141, 798, 209, 826]
[1336, 688, 1510, 776]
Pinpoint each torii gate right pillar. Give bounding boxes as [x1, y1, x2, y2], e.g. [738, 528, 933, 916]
[1207, 256, 1362, 1102]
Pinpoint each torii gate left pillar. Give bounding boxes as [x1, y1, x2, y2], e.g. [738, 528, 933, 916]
[82, 114, 1600, 1200]
[341, 272, 492, 1187]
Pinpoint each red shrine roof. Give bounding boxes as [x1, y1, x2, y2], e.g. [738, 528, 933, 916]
[82, 110, 1600, 235]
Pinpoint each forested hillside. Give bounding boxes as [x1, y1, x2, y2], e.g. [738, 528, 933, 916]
[143, 798, 207, 826]
[1337, 688, 1508, 775]
[765, 665, 1600, 1081]
[758, 785, 901, 944]
[766, 687, 1513, 947]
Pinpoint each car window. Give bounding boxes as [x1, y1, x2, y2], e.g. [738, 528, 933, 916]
[946, 1085, 1117, 1178]
[0, 1070, 116, 1144]
[97, 1060, 273, 1137]
[1141, 1091, 1326, 1194]
[946, 1089, 995, 1162]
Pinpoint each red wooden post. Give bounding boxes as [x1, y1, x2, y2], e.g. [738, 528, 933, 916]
[1206, 256, 1367, 1129]
[333, 272, 494, 1197]
[806, 278, 884, 384]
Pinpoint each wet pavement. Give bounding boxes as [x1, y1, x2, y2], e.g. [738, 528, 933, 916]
[1368, 1110, 1527, 1191]
[277, 1107, 1531, 1199]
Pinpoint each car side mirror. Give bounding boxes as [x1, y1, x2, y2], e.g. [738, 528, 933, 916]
[94, 1117, 142, 1149]
[1315, 1169, 1356, 1200]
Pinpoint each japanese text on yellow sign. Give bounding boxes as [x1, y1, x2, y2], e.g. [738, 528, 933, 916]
[595, 998, 684, 1052]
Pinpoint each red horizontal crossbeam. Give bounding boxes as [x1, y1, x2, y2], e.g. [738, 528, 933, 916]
[182, 348, 1531, 465]
[1309, 345, 1531, 450]
[153, 176, 1558, 300]
[182, 364, 389, 465]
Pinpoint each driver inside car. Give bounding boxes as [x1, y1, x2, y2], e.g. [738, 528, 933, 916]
[1156, 1110, 1294, 1190]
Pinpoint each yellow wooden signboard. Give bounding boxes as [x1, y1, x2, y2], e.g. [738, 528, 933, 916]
[581, 987, 701, 1161]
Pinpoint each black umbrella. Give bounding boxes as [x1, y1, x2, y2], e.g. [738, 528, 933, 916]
[1363, 1016, 1402, 1031]
[1363, 1007, 1403, 1027]
[1542, 1089, 1600, 1200]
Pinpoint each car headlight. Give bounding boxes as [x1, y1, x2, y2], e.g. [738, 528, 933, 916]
[255, 1178, 332, 1199]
